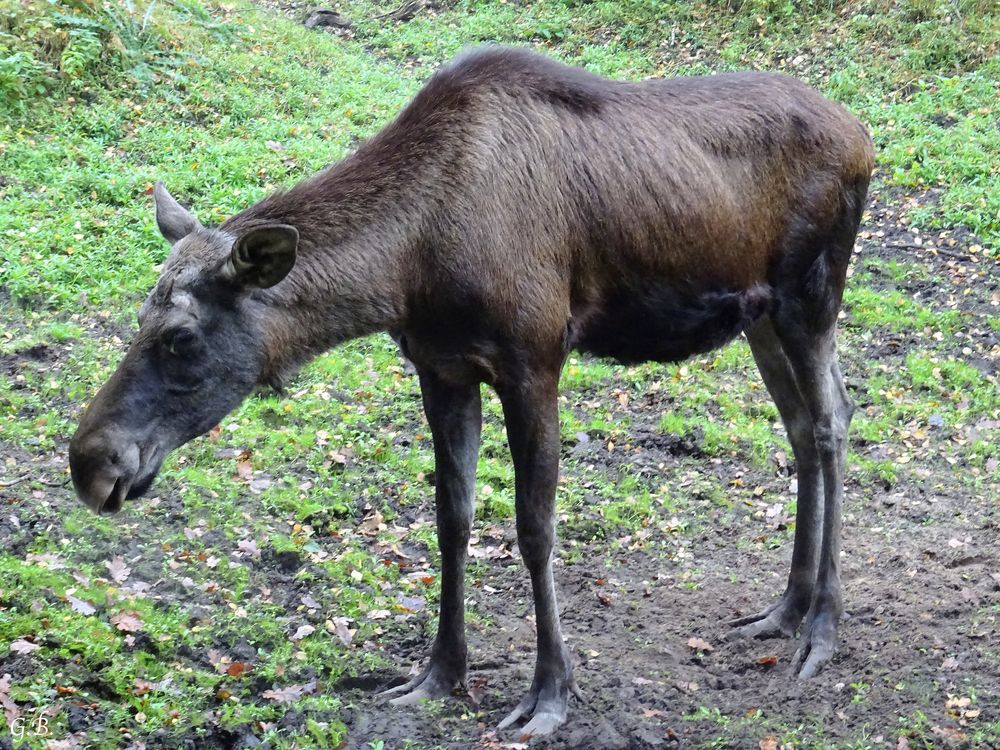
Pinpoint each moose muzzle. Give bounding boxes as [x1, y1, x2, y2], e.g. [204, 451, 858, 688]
[69, 425, 155, 514]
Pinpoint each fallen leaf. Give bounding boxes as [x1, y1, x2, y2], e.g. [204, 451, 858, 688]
[0, 672, 19, 725]
[67, 595, 97, 616]
[896, 737, 912, 750]
[227, 661, 252, 678]
[756, 654, 778, 667]
[940, 656, 959, 671]
[262, 679, 318, 703]
[467, 676, 488, 706]
[208, 649, 231, 673]
[71, 571, 91, 587]
[759, 736, 778, 750]
[687, 636, 714, 653]
[359, 509, 384, 536]
[291, 624, 315, 642]
[110, 611, 143, 633]
[25, 552, 65, 569]
[396, 595, 425, 613]
[327, 617, 355, 646]
[236, 458, 253, 482]
[133, 678, 153, 696]
[106, 556, 131, 583]
[237, 539, 261, 559]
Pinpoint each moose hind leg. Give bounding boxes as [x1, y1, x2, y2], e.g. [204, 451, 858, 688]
[383, 371, 481, 705]
[729, 317, 822, 640]
[495, 373, 575, 738]
[774, 321, 854, 679]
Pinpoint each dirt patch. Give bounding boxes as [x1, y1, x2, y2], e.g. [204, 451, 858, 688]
[332, 470, 998, 749]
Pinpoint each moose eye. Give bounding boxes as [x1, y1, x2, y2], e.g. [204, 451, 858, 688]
[164, 328, 198, 357]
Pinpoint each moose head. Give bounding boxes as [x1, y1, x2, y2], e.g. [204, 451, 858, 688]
[69, 184, 298, 513]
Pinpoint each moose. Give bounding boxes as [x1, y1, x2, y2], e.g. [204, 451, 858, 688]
[70, 47, 874, 737]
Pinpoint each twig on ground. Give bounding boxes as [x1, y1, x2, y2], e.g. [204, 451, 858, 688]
[0, 475, 71, 488]
[375, 0, 424, 22]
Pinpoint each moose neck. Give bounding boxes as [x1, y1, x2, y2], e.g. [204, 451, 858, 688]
[222, 135, 433, 388]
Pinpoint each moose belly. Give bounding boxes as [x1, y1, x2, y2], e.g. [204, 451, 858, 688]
[570, 282, 772, 365]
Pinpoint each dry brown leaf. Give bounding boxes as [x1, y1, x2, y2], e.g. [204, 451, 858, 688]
[106, 556, 131, 583]
[133, 678, 153, 696]
[759, 736, 778, 750]
[291, 624, 315, 642]
[467, 675, 488, 707]
[236, 459, 253, 481]
[227, 661, 252, 678]
[110, 611, 143, 633]
[327, 617, 355, 646]
[237, 538, 261, 559]
[359, 509, 384, 536]
[9, 639, 40, 654]
[67, 595, 97, 616]
[940, 656, 959, 671]
[0, 673, 19, 726]
[262, 679, 318, 703]
[687, 636, 713, 653]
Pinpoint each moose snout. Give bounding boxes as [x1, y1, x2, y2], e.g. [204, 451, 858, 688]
[69, 428, 142, 514]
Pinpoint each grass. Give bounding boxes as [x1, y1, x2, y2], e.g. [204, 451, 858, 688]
[1, 0, 998, 748]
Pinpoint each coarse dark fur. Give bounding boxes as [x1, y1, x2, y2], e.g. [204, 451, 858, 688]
[70, 46, 875, 737]
[219, 48, 872, 386]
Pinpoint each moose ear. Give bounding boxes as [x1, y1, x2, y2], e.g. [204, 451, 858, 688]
[154, 182, 201, 244]
[227, 224, 298, 289]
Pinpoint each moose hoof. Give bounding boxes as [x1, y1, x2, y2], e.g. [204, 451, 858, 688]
[791, 610, 838, 680]
[381, 663, 462, 706]
[726, 603, 802, 640]
[497, 682, 575, 741]
[726, 592, 808, 641]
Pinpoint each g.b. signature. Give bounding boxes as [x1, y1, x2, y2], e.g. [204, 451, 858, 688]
[8, 710, 51, 741]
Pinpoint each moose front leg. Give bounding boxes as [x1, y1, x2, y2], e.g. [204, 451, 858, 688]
[383, 372, 481, 704]
[495, 374, 575, 738]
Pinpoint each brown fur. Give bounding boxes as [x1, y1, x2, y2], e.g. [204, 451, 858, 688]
[223, 46, 874, 388]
